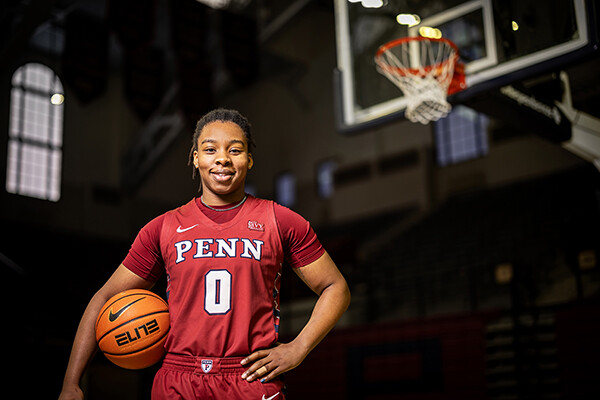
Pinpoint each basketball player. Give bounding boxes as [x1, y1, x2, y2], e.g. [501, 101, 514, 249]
[59, 108, 351, 400]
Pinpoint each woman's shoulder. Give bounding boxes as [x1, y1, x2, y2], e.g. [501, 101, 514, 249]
[140, 199, 196, 234]
[249, 195, 307, 222]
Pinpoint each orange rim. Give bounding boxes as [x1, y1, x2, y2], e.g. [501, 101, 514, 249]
[375, 36, 459, 78]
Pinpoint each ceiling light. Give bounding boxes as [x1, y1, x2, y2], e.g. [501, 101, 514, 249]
[419, 26, 442, 39]
[361, 0, 384, 8]
[195, 0, 230, 9]
[396, 14, 421, 27]
[50, 93, 64, 105]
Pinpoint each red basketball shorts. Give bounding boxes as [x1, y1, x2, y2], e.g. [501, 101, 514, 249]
[151, 353, 286, 400]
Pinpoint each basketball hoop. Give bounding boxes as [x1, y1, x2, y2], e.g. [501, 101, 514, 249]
[375, 37, 466, 124]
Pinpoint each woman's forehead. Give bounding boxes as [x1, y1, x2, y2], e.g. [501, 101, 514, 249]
[199, 121, 247, 143]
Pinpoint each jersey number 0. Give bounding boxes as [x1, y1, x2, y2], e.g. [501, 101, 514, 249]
[204, 269, 232, 315]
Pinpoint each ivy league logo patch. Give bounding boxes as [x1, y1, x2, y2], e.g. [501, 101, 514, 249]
[248, 220, 265, 231]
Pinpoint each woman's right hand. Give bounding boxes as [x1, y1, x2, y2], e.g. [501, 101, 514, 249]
[58, 384, 84, 400]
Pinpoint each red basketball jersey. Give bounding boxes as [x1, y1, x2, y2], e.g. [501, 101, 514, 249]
[158, 195, 284, 357]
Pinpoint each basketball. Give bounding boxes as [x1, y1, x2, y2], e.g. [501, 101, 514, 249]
[96, 289, 170, 370]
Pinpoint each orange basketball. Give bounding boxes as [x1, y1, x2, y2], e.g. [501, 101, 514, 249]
[96, 289, 170, 369]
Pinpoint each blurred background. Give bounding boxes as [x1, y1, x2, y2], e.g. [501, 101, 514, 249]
[1, 0, 599, 398]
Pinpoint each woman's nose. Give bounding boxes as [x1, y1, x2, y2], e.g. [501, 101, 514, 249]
[215, 150, 231, 165]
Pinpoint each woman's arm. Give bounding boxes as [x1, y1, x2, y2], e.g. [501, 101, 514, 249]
[241, 251, 350, 382]
[58, 265, 154, 400]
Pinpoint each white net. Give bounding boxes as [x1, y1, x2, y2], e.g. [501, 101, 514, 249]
[375, 37, 459, 124]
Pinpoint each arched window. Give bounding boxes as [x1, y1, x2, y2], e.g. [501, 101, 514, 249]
[6, 63, 64, 201]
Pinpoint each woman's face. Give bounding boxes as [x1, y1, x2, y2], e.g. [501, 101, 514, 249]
[193, 121, 253, 204]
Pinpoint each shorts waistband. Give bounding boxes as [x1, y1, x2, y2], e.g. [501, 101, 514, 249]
[162, 353, 246, 375]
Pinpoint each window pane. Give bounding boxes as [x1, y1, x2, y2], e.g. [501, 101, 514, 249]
[21, 143, 49, 199]
[48, 150, 62, 201]
[9, 88, 22, 138]
[6, 140, 19, 193]
[26, 63, 53, 92]
[435, 105, 489, 166]
[11, 67, 23, 86]
[23, 91, 50, 142]
[51, 103, 64, 146]
[276, 172, 296, 207]
[317, 160, 336, 198]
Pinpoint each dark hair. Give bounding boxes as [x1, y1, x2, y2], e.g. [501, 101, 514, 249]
[188, 108, 255, 180]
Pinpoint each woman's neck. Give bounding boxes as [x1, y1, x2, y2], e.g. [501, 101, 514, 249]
[200, 190, 246, 207]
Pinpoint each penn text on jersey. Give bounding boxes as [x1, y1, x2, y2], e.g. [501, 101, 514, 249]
[174, 238, 264, 263]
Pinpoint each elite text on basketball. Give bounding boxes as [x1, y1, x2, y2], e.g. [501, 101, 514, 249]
[114, 319, 161, 346]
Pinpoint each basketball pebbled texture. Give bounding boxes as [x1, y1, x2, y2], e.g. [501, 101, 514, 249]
[96, 289, 170, 369]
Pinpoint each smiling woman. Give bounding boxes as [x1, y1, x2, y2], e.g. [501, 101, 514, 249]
[59, 108, 351, 400]
[192, 120, 253, 206]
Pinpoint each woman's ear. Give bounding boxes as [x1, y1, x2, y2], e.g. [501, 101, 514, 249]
[193, 150, 199, 169]
[248, 153, 254, 170]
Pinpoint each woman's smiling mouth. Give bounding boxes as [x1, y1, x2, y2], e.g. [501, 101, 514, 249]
[211, 170, 234, 182]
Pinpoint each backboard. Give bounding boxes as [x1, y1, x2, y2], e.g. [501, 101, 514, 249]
[334, 0, 598, 133]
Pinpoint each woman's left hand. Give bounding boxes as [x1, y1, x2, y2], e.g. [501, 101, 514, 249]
[241, 252, 350, 384]
[240, 342, 308, 383]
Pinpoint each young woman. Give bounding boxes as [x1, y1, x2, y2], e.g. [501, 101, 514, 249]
[59, 108, 351, 399]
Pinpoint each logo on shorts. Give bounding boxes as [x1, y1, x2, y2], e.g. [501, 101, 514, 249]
[201, 359, 213, 373]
